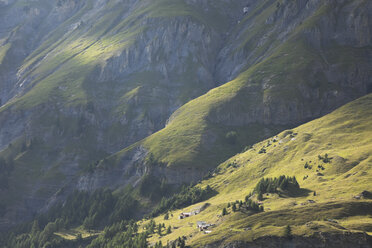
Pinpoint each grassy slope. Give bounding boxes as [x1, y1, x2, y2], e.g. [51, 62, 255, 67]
[113, 0, 372, 171]
[128, 37, 358, 169]
[140, 93, 372, 246]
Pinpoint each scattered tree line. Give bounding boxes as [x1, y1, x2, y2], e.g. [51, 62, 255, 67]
[89, 218, 175, 248]
[44, 188, 138, 230]
[88, 220, 148, 248]
[1, 187, 140, 248]
[149, 185, 214, 218]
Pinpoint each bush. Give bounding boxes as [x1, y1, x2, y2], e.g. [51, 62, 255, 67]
[258, 147, 266, 154]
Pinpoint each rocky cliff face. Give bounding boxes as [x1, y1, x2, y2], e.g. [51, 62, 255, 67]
[0, 0, 371, 229]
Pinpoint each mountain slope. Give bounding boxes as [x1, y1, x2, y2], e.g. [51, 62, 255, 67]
[0, 0, 371, 231]
[97, 0, 372, 187]
[144, 93, 372, 247]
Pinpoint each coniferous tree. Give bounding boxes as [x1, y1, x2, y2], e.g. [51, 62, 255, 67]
[232, 204, 236, 212]
[284, 225, 292, 239]
[164, 212, 169, 220]
[222, 208, 227, 216]
[257, 192, 263, 201]
[158, 223, 162, 236]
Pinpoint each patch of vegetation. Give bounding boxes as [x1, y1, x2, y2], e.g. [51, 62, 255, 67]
[254, 176, 300, 195]
[228, 197, 264, 214]
[149, 185, 215, 218]
[318, 154, 332, 164]
[87, 221, 147, 248]
[0, 186, 141, 247]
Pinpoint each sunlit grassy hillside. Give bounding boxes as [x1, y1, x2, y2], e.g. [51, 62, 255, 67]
[140, 93, 372, 246]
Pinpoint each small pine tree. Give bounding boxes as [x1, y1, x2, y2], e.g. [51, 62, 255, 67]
[167, 226, 172, 234]
[155, 241, 163, 248]
[284, 225, 292, 239]
[222, 208, 227, 216]
[257, 192, 263, 201]
[178, 237, 185, 248]
[232, 204, 236, 212]
[164, 212, 169, 220]
[31, 220, 40, 235]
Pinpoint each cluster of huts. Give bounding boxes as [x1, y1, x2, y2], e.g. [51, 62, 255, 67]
[196, 221, 214, 233]
[178, 210, 200, 219]
[178, 204, 214, 234]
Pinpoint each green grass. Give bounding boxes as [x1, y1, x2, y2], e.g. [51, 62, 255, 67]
[189, 201, 372, 246]
[0, 43, 11, 65]
[138, 93, 372, 246]
[55, 226, 100, 240]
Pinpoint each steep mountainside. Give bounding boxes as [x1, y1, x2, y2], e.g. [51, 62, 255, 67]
[91, 0, 372, 191]
[0, 0, 371, 231]
[144, 93, 372, 247]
